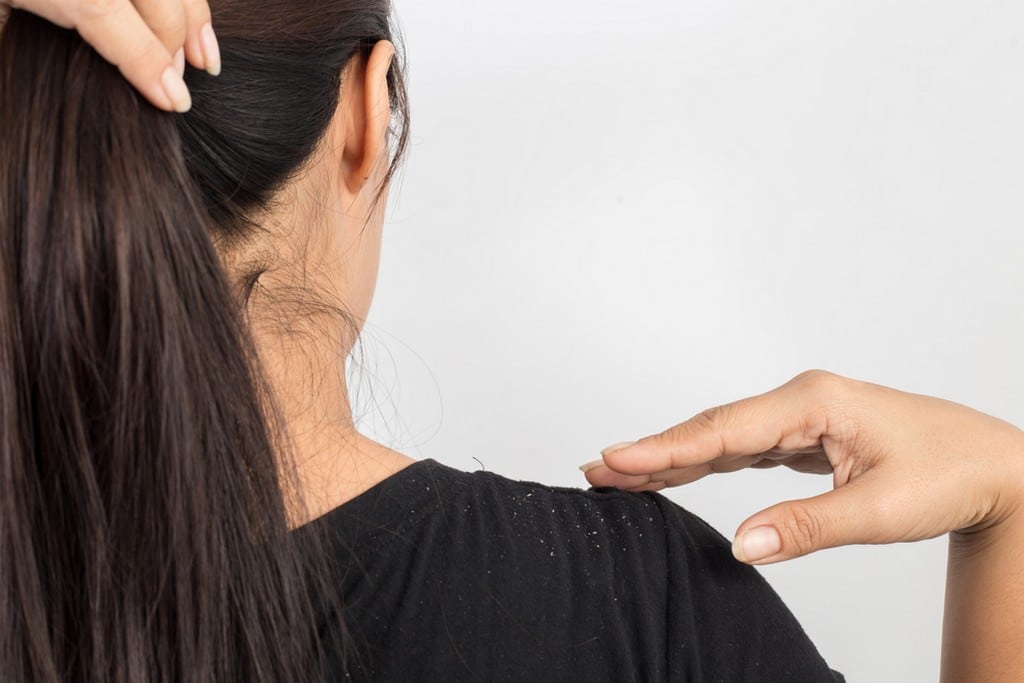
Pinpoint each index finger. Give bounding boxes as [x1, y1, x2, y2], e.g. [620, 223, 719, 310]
[601, 370, 856, 475]
[74, 0, 191, 112]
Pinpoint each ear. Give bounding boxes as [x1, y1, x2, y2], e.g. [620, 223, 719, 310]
[340, 40, 395, 196]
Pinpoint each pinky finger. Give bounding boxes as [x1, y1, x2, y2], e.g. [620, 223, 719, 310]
[627, 482, 668, 493]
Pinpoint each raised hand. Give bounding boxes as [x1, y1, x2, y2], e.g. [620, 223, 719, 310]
[581, 370, 1024, 565]
[1, 0, 220, 111]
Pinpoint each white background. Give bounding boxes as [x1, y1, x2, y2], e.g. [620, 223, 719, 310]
[353, 2, 1024, 681]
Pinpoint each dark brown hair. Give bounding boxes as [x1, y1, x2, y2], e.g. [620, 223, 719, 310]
[0, 1, 408, 680]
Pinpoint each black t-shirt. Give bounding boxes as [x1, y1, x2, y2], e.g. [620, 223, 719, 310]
[295, 458, 846, 682]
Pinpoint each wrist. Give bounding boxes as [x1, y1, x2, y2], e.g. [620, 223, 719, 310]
[942, 477, 1024, 683]
[951, 421, 1024, 540]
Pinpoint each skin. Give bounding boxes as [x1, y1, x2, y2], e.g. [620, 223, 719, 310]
[0, 0, 412, 524]
[1, 0, 217, 111]
[228, 39, 415, 529]
[10, 4, 1023, 678]
[583, 370, 1024, 681]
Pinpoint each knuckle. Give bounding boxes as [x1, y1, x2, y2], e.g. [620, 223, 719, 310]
[689, 408, 720, 434]
[794, 368, 835, 387]
[780, 502, 822, 556]
[695, 404, 732, 431]
[793, 369, 846, 400]
[790, 370, 872, 450]
[649, 425, 683, 454]
[683, 405, 732, 455]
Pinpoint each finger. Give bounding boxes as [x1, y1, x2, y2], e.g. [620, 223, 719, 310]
[602, 370, 851, 476]
[131, 0, 186, 55]
[777, 453, 835, 475]
[584, 460, 716, 491]
[585, 454, 827, 494]
[766, 446, 828, 456]
[74, 0, 191, 112]
[749, 460, 782, 469]
[626, 482, 667, 493]
[708, 453, 768, 474]
[181, 0, 219, 74]
[582, 464, 655, 490]
[732, 473, 886, 565]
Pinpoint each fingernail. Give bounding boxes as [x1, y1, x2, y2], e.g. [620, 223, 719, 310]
[579, 459, 604, 473]
[174, 47, 185, 77]
[733, 526, 782, 563]
[600, 441, 637, 457]
[200, 23, 221, 76]
[161, 66, 192, 113]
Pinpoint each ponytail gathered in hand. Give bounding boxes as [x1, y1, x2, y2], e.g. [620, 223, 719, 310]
[1, 0, 220, 111]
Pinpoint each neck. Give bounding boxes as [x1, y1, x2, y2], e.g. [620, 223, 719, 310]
[286, 416, 413, 529]
[250, 307, 413, 529]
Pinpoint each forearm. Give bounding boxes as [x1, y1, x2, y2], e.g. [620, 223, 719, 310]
[941, 475, 1024, 681]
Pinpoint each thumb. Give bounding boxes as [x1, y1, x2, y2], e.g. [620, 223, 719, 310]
[732, 476, 882, 564]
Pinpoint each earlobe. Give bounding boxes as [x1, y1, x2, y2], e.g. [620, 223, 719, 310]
[343, 40, 395, 196]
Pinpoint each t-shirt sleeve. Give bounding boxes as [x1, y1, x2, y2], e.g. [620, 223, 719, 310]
[648, 492, 846, 682]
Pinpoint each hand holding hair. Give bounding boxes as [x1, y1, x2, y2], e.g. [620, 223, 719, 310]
[0, 0, 220, 112]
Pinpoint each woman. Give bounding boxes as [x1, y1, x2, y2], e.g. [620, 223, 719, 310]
[1, 1, 1021, 681]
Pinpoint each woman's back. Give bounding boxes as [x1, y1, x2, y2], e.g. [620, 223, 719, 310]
[297, 459, 846, 681]
[1, 4, 843, 681]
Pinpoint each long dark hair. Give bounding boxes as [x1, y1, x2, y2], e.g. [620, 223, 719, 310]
[0, 1, 408, 680]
